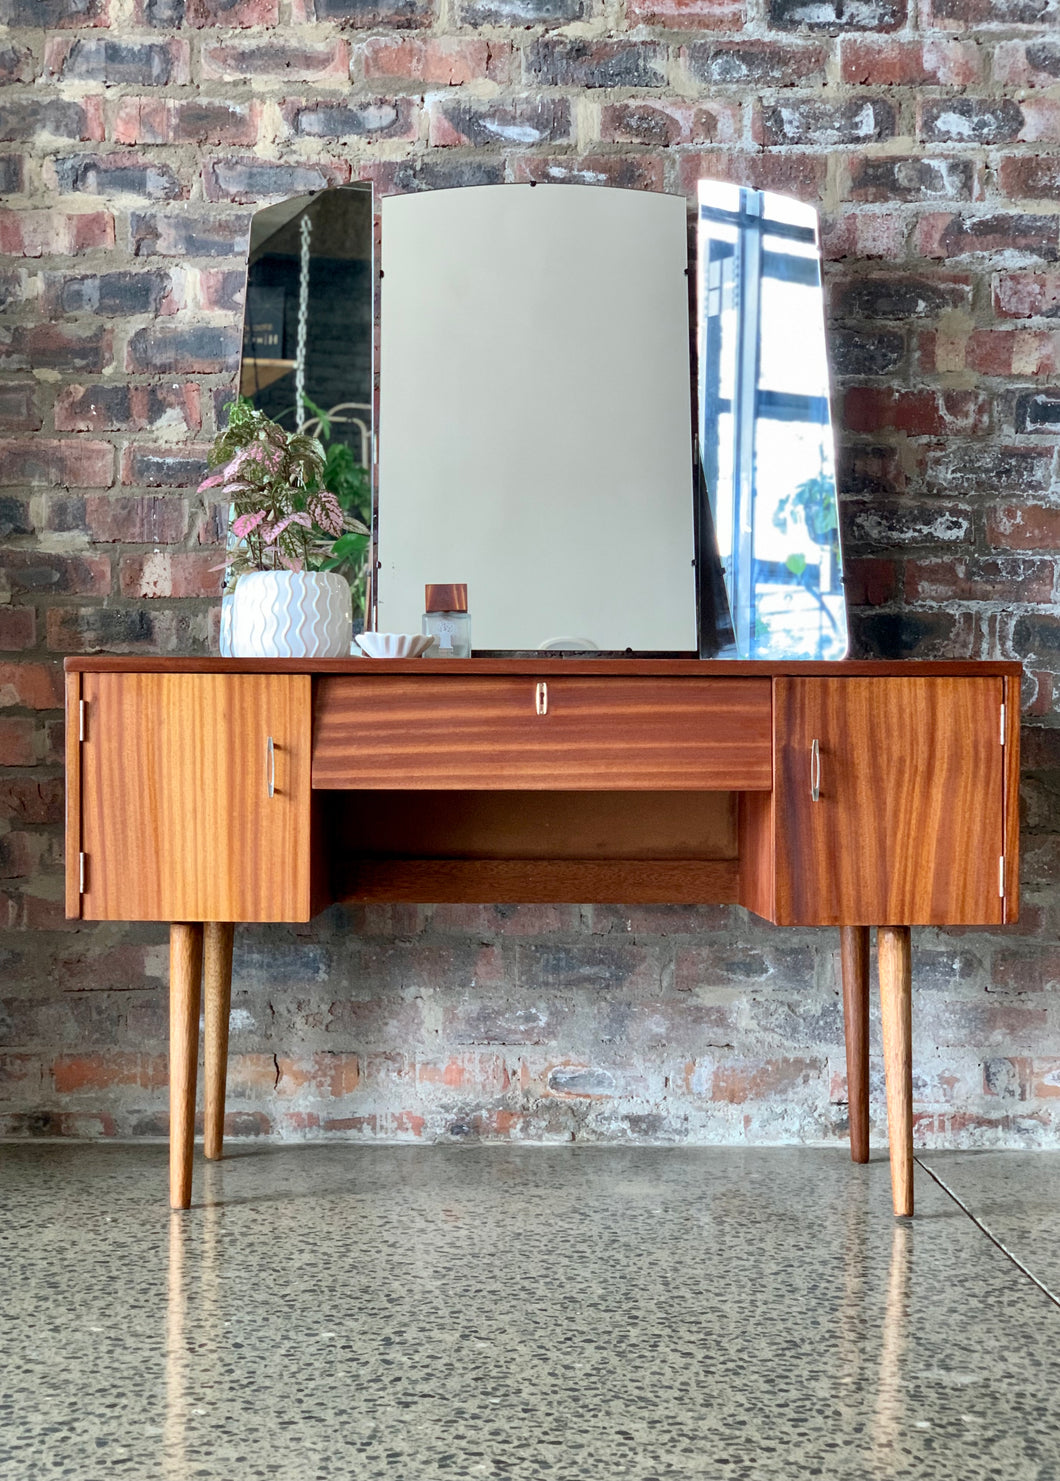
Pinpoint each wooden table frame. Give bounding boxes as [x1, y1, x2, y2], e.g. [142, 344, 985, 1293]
[64, 657, 1022, 1217]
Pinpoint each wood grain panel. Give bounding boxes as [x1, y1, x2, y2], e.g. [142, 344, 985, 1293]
[1003, 674, 1021, 924]
[336, 857, 740, 904]
[80, 673, 312, 922]
[328, 790, 737, 861]
[66, 656, 1024, 678]
[65, 670, 81, 920]
[313, 675, 772, 790]
[774, 677, 1004, 926]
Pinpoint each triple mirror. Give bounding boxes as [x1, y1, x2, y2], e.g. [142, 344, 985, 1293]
[240, 180, 846, 659]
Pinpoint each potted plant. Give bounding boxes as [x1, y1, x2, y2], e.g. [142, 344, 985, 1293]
[200, 400, 368, 658]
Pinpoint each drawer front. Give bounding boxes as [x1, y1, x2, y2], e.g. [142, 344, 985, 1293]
[313, 676, 772, 790]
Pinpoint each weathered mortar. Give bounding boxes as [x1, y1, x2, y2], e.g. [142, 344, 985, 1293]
[1, 0, 1059, 1148]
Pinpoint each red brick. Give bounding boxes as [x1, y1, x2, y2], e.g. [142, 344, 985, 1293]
[757, 98, 895, 148]
[120, 445, 209, 488]
[992, 949, 1060, 995]
[987, 504, 1060, 552]
[202, 156, 350, 204]
[525, 39, 667, 90]
[994, 271, 1060, 319]
[0, 383, 41, 433]
[292, 0, 432, 25]
[43, 37, 190, 85]
[992, 40, 1060, 89]
[41, 270, 175, 318]
[511, 155, 666, 192]
[0, 45, 35, 84]
[0, 439, 114, 489]
[923, 0, 1054, 24]
[918, 211, 1059, 260]
[821, 210, 908, 260]
[0, 607, 35, 650]
[678, 150, 827, 203]
[599, 99, 740, 147]
[710, 1057, 822, 1104]
[119, 552, 223, 599]
[130, 210, 249, 259]
[0, 664, 63, 711]
[683, 39, 827, 86]
[113, 99, 262, 147]
[0, 777, 65, 825]
[918, 97, 1024, 145]
[842, 555, 898, 607]
[999, 156, 1060, 204]
[0, 716, 36, 764]
[55, 384, 201, 434]
[0, 209, 114, 258]
[285, 97, 417, 143]
[0, 829, 50, 879]
[195, 270, 244, 312]
[844, 388, 990, 437]
[5, 0, 108, 22]
[125, 325, 239, 375]
[80, 494, 189, 544]
[228, 1051, 360, 1098]
[50, 152, 185, 201]
[923, 442, 1051, 496]
[53, 1052, 167, 1093]
[839, 36, 980, 86]
[0, 550, 111, 597]
[178, 0, 277, 22]
[905, 557, 1055, 604]
[204, 37, 350, 81]
[953, 328, 1060, 377]
[428, 98, 570, 149]
[628, 0, 744, 25]
[845, 154, 976, 204]
[0, 96, 104, 144]
[359, 37, 507, 84]
[2, 325, 114, 376]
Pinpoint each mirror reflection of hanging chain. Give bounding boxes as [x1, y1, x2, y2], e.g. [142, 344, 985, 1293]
[295, 213, 312, 428]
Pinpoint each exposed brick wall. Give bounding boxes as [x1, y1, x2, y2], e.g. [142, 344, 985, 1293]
[2, 0, 1059, 1149]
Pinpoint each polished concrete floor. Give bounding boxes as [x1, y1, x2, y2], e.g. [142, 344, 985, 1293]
[1, 1145, 1059, 1481]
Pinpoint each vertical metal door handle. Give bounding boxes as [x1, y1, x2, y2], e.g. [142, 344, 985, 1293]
[266, 735, 275, 798]
[535, 682, 548, 716]
[810, 738, 820, 802]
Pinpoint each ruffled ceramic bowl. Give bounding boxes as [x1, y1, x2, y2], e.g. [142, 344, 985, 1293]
[355, 632, 434, 659]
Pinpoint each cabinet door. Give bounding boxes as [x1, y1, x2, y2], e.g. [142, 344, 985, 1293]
[79, 673, 311, 922]
[774, 677, 1004, 926]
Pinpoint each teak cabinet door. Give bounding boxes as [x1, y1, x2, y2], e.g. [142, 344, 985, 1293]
[78, 673, 311, 922]
[774, 677, 1005, 926]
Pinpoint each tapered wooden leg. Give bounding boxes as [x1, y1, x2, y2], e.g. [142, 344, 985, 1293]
[878, 926, 913, 1218]
[169, 923, 204, 1211]
[203, 922, 234, 1162]
[840, 925, 871, 1164]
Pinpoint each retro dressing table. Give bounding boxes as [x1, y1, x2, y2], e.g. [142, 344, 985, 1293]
[64, 655, 1021, 1216]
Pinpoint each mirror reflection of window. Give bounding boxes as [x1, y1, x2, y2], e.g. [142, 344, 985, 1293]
[698, 181, 847, 660]
[241, 184, 374, 626]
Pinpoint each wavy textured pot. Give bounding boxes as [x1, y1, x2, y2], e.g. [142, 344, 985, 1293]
[230, 571, 352, 659]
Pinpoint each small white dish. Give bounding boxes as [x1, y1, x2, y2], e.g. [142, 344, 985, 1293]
[355, 632, 434, 659]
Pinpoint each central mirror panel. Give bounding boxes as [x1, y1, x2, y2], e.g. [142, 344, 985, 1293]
[377, 185, 697, 653]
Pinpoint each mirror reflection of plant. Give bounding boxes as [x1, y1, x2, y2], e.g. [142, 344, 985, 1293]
[773, 465, 838, 551]
[199, 399, 367, 586]
[298, 396, 371, 607]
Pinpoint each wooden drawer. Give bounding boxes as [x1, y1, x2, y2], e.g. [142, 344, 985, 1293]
[312, 675, 772, 790]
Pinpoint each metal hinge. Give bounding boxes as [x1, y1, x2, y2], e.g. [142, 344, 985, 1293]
[1000, 703, 1006, 746]
[79, 699, 86, 741]
[79, 852, 86, 894]
[999, 855, 1005, 898]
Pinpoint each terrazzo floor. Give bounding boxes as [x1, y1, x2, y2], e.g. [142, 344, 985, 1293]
[1, 1145, 1059, 1481]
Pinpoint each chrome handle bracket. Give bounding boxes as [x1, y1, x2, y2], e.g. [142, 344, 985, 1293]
[810, 737, 820, 802]
[535, 682, 548, 716]
[267, 735, 275, 798]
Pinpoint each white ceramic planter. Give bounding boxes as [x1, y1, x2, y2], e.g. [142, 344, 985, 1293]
[230, 571, 352, 659]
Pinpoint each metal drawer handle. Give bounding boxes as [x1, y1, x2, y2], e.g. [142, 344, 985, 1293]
[810, 737, 820, 802]
[266, 735, 275, 798]
[535, 682, 548, 716]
